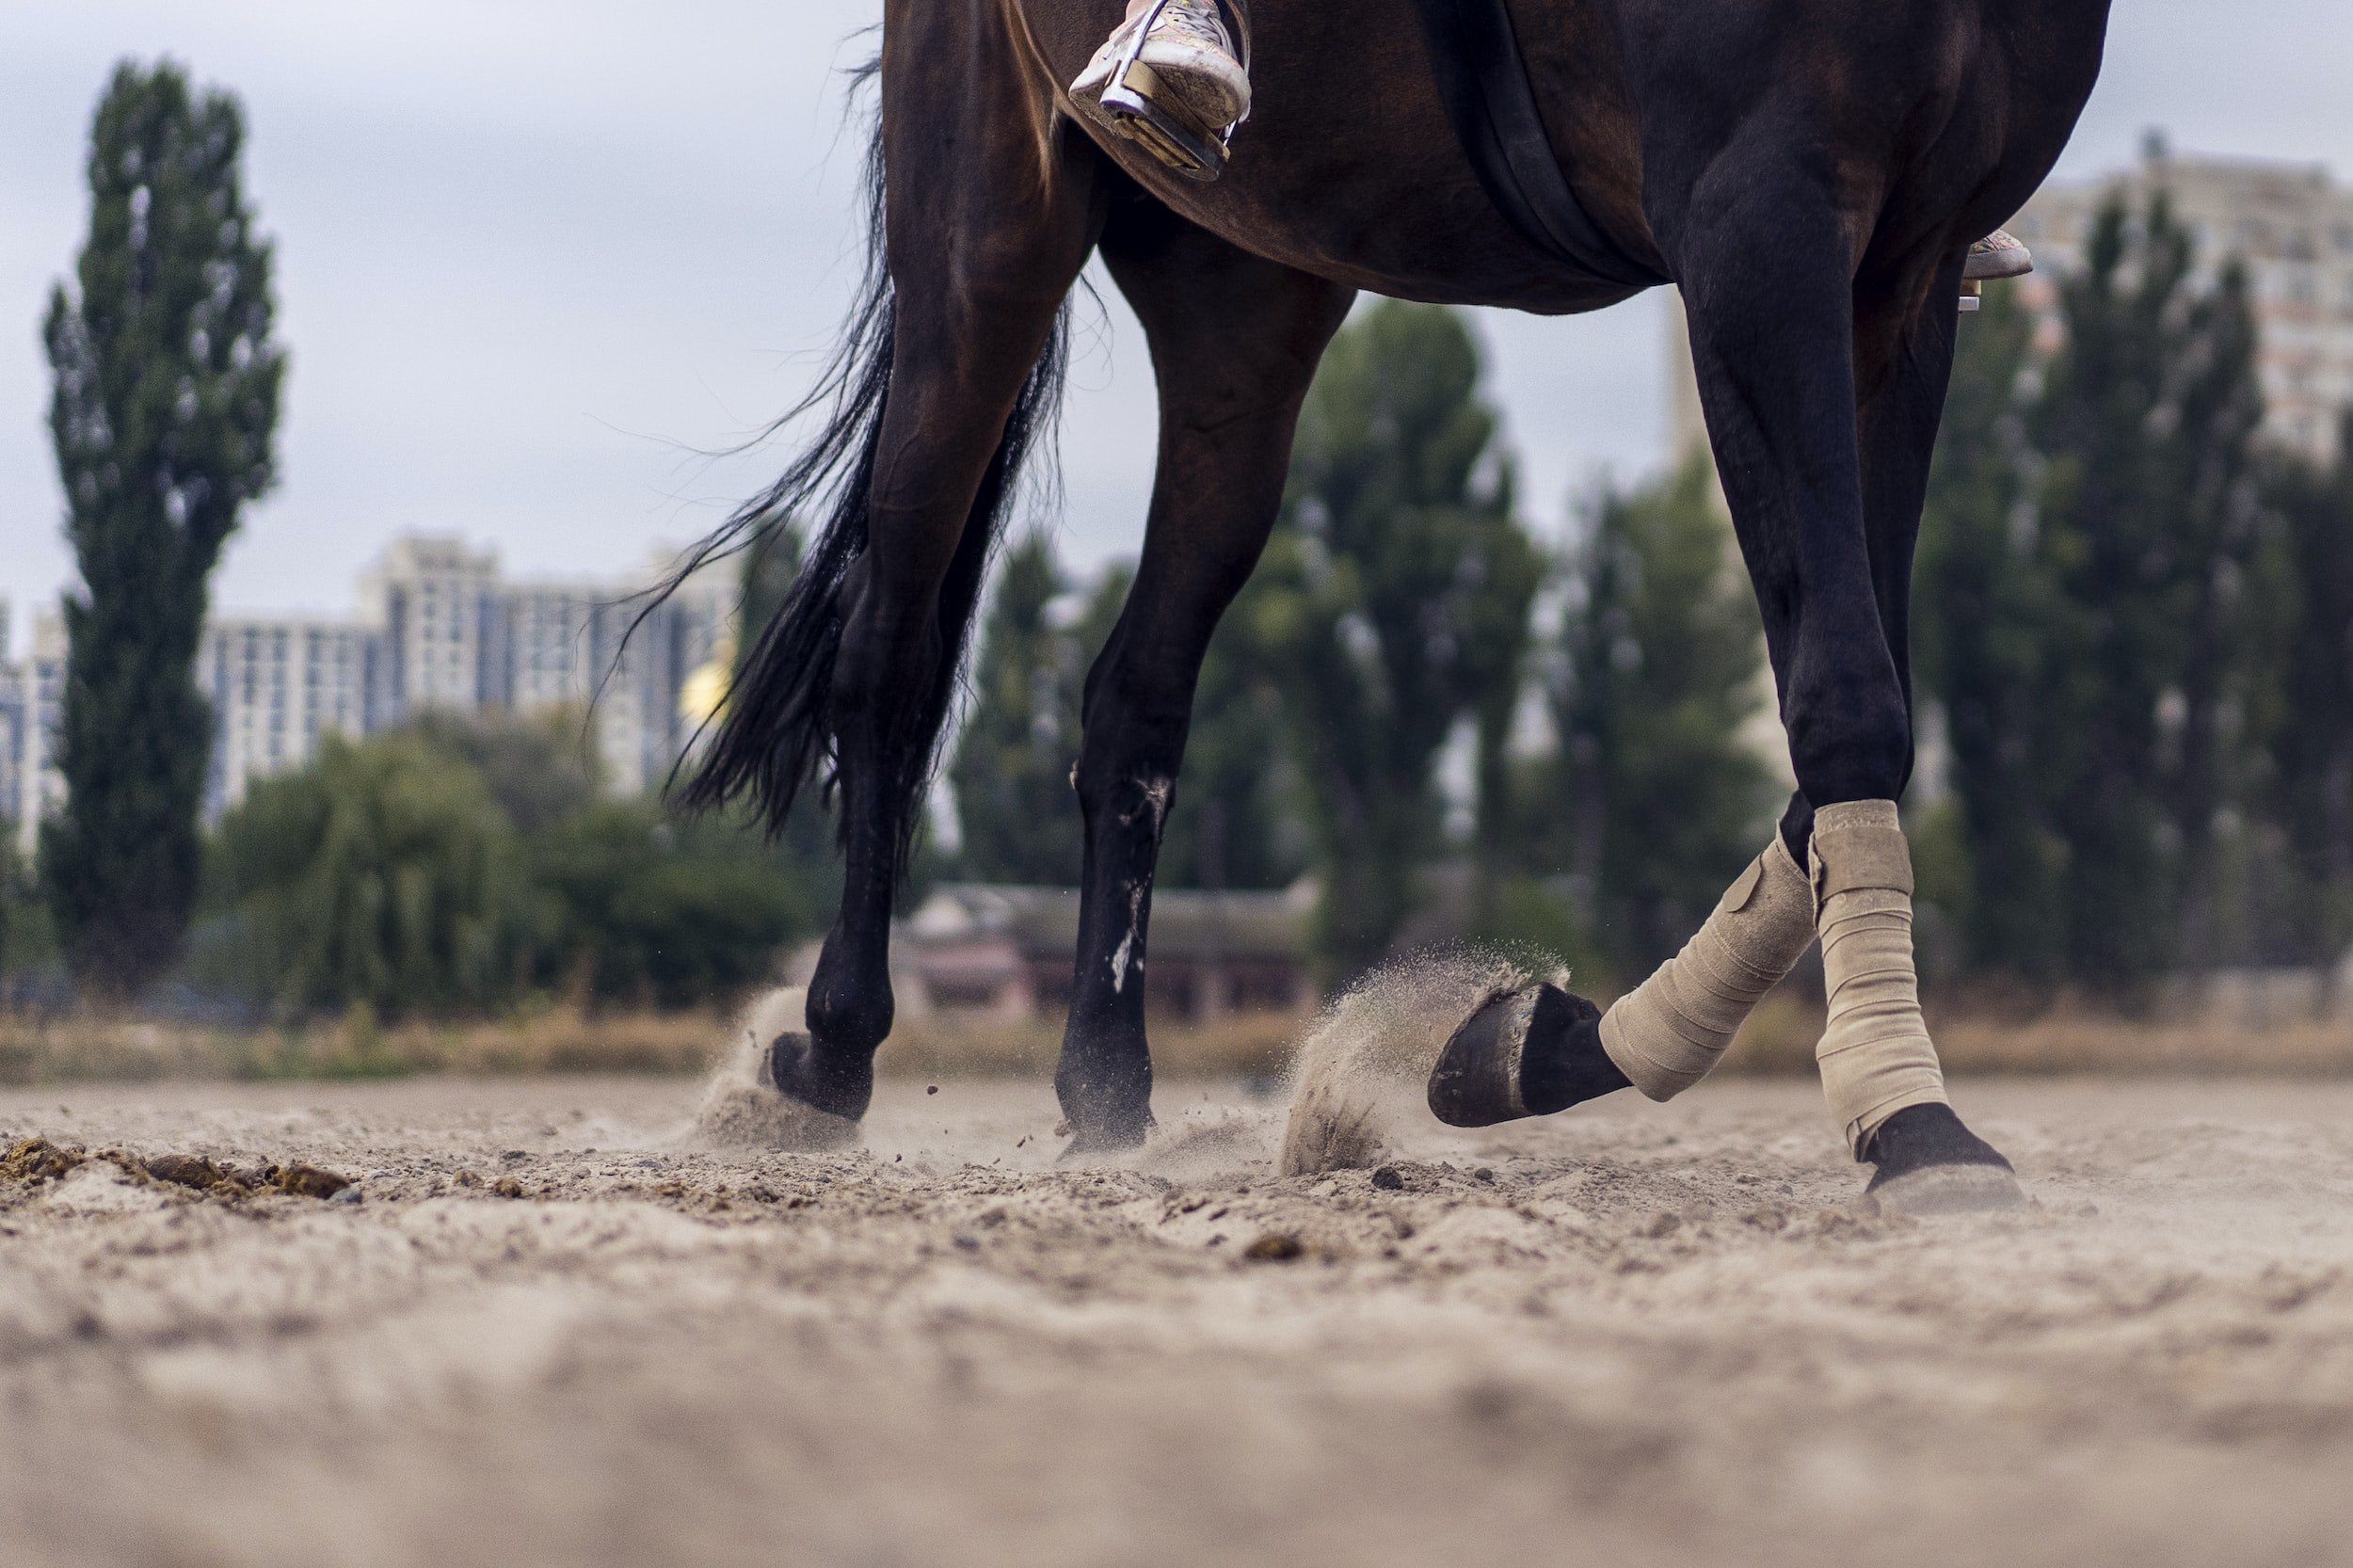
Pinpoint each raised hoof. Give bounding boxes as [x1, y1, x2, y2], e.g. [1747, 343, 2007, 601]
[1428, 983, 1609, 1128]
[753, 1032, 868, 1148]
[1858, 1102, 2024, 1216]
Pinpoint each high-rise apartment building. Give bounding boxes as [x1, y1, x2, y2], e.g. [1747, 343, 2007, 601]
[0, 609, 67, 860]
[358, 536, 503, 722]
[197, 616, 376, 813]
[2012, 144, 2353, 462]
[2, 536, 736, 829]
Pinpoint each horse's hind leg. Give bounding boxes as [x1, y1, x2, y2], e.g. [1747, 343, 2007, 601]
[776, 37, 1100, 1129]
[1053, 203, 1353, 1151]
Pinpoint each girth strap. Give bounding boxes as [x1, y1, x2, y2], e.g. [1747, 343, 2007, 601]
[1405, 0, 1667, 288]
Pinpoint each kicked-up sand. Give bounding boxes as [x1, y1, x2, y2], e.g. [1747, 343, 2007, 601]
[2, 1068, 2350, 1567]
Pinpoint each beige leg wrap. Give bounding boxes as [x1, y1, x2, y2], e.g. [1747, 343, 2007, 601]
[1810, 800, 1948, 1155]
[1598, 835, 1818, 1101]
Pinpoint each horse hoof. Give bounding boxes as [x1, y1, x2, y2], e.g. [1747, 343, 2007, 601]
[1056, 1111, 1157, 1162]
[1428, 982, 1615, 1128]
[1858, 1102, 2023, 1216]
[753, 1032, 869, 1147]
[1860, 1160, 2025, 1216]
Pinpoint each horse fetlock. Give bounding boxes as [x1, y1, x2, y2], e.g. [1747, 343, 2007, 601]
[806, 948, 895, 1062]
[1809, 801, 1946, 1156]
[1598, 834, 1816, 1100]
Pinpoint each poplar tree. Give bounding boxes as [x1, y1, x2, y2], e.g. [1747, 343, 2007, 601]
[1257, 300, 1542, 981]
[1545, 459, 1776, 982]
[1917, 190, 2267, 994]
[950, 534, 1090, 885]
[41, 61, 284, 997]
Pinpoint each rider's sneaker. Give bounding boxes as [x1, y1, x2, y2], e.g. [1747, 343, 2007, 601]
[1071, 0, 1251, 166]
[1965, 228, 2034, 280]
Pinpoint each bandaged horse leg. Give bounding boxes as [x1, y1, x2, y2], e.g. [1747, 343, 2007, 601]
[1429, 832, 1815, 1128]
[1668, 183, 2018, 1209]
[1810, 800, 2019, 1211]
[1597, 832, 1818, 1098]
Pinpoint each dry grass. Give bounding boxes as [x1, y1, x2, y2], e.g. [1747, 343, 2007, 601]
[0, 1006, 724, 1086]
[1718, 989, 2353, 1078]
[0, 1004, 1308, 1087]
[877, 1010, 1303, 1083]
[6, 989, 2348, 1086]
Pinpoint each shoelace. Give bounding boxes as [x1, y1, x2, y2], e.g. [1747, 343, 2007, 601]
[1149, 0, 1235, 56]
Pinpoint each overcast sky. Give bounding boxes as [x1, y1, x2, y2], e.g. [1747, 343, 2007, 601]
[6, 0, 2351, 653]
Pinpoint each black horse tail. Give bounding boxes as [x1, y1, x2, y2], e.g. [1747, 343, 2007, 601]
[655, 87, 1069, 881]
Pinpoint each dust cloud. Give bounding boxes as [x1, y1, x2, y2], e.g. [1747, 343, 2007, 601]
[1280, 947, 1562, 1176]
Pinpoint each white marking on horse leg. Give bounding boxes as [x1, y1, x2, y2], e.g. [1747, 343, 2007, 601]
[1107, 877, 1150, 992]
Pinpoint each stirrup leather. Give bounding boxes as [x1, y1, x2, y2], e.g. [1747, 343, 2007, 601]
[1097, 0, 1251, 182]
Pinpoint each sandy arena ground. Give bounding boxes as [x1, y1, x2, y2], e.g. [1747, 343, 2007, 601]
[3, 1070, 2351, 1567]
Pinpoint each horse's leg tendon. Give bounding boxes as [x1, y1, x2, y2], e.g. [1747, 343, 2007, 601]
[1052, 207, 1353, 1150]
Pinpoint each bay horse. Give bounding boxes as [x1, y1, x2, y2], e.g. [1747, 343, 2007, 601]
[670, 0, 2112, 1195]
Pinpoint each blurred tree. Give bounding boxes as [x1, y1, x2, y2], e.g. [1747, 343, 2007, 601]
[2032, 195, 2265, 985]
[949, 533, 1089, 885]
[734, 515, 804, 683]
[402, 706, 600, 836]
[1913, 286, 2068, 979]
[206, 734, 529, 1017]
[1256, 300, 1542, 981]
[528, 802, 818, 1011]
[0, 837, 58, 984]
[1544, 457, 1777, 984]
[1916, 191, 2268, 996]
[2257, 414, 2353, 975]
[1156, 568, 1313, 893]
[40, 61, 284, 999]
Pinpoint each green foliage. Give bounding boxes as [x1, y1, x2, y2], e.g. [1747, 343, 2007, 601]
[735, 518, 804, 681]
[526, 802, 822, 1011]
[0, 836, 60, 983]
[1538, 457, 1777, 984]
[402, 706, 602, 836]
[2252, 415, 2353, 968]
[1918, 191, 2270, 995]
[1157, 570, 1313, 893]
[40, 60, 284, 999]
[949, 534, 1092, 885]
[1257, 300, 1543, 981]
[206, 734, 528, 1016]
[1913, 286, 2067, 977]
[201, 717, 831, 1020]
[947, 530, 1309, 894]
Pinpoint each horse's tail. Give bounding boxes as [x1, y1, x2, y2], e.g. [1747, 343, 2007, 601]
[658, 77, 1070, 871]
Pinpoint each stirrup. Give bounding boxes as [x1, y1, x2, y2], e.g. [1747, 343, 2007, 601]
[1096, 0, 1250, 182]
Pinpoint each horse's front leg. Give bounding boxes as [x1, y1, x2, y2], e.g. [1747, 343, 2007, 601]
[1670, 172, 2020, 1212]
[1053, 207, 1353, 1152]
